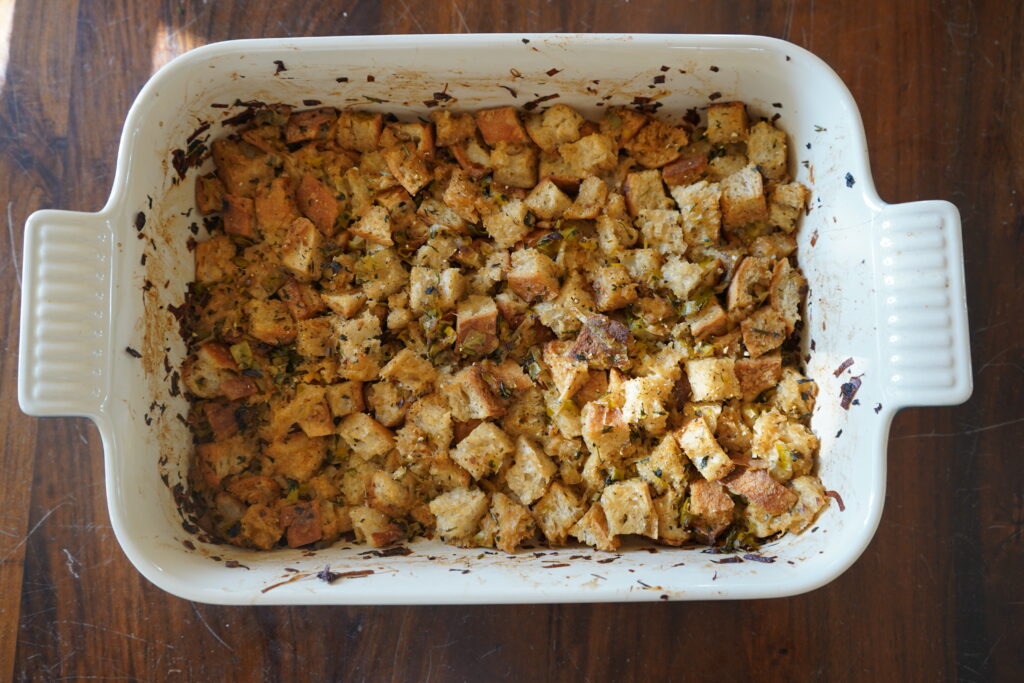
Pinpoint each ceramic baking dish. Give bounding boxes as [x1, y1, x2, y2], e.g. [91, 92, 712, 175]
[17, 34, 971, 604]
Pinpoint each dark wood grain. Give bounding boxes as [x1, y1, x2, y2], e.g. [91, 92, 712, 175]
[1, 1, 1020, 681]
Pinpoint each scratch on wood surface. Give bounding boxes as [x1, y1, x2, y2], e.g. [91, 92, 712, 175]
[6, 200, 21, 289]
[452, 1, 470, 33]
[395, 0, 427, 34]
[893, 417, 1024, 440]
[62, 548, 81, 578]
[55, 621, 176, 649]
[0, 502, 69, 562]
[190, 602, 234, 652]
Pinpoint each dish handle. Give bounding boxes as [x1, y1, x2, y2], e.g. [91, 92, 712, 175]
[18, 210, 114, 419]
[873, 200, 973, 408]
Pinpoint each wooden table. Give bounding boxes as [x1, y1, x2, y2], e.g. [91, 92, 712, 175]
[1, 1, 1020, 680]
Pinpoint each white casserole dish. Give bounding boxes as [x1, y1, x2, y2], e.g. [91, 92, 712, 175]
[17, 34, 972, 604]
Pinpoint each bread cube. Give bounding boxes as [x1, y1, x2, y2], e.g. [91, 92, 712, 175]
[525, 178, 573, 219]
[661, 256, 702, 299]
[687, 299, 728, 340]
[786, 475, 829, 532]
[379, 348, 437, 397]
[636, 209, 686, 255]
[543, 340, 589, 403]
[595, 215, 640, 256]
[670, 180, 722, 245]
[296, 173, 339, 237]
[367, 470, 413, 517]
[676, 415, 733, 481]
[195, 234, 237, 284]
[751, 409, 819, 480]
[720, 165, 768, 229]
[725, 468, 797, 515]
[508, 248, 560, 303]
[483, 198, 530, 249]
[350, 205, 393, 246]
[279, 278, 327, 321]
[430, 488, 489, 542]
[239, 503, 282, 550]
[773, 366, 816, 419]
[636, 434, 689, 496]
[325, 381, 365, 418]
[531, 481, 585, 545]
[563, 175, 608, 220]
[417, 197, 468, 233]
[653, 491, 691, 546]
[726, 256, 773, 311]
[769, 258, 806, 334]
[569, 504, 620, 552]
[451, 421, 514, 480]
[501, 386, 546, 439]
[337, 412, 395, 460]
[747, 121, 788, 182]
[336, 110, 383, 152]
[475, 106, 529, 145]
[687, 478, 735, 541]
[525, 103, 585, 152]
[321, 292, 366, 319]
[366, 380, 408, 428]
[253, 177, 298, 245]
[295, 315, 335, 357]
[558, 133, 618, 175]
[621, 374, 674, 435]
[442, 168, 484, 223]
[623, 169, 673, 216]
[212, 138, 275, 197]
[580, 401, 630, 460]
[599, 106, 649, 146]
[406, 393, 454, 451]
[685, 357, 741, 402]
[506, 437, 558, 506]
[491, 141, 538, 189]
[600, 479, 657, 537]
[538, 150, 583, 190]
[624, 119, 689, 168]
[265, 432, 328, 482]
[705, 101, 749, 144]
[431, 110, 477, 146]
[456, 295, 499, 356]
[487, 492, 536, 553]
[740, 305, 788, 358]
[383, 142, 431, 195]
[195, 173, 225, 216]
[245, 298, 296, 345]
[222, 193, 257, 239]
[354, 247, 407, 300]
[195, 435, 254, 487]
[334, 311, 382, 381]
[280, 217, 322, 281]
[349, 505, 403, 548]
[410, 266, 463, 314]
[735, 352, 783, 400]
[591, 264, 638, 312]
[769, 182, 809, 232]
[661, 153, 709, 188]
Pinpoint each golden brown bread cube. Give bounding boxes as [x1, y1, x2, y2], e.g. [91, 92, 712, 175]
[720, 165, 768, 229]
[336, 110, 384, 152]
[475, 106, 530, 145]
[705, 101, 749, 145]
[623, 119, 689, 168]
[525, 103, 585, 152]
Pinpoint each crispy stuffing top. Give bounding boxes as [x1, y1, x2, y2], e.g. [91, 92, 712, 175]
[183, 100, 827, 554]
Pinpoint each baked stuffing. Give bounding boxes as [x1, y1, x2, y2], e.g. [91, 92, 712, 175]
[183, 99, 827, 553]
